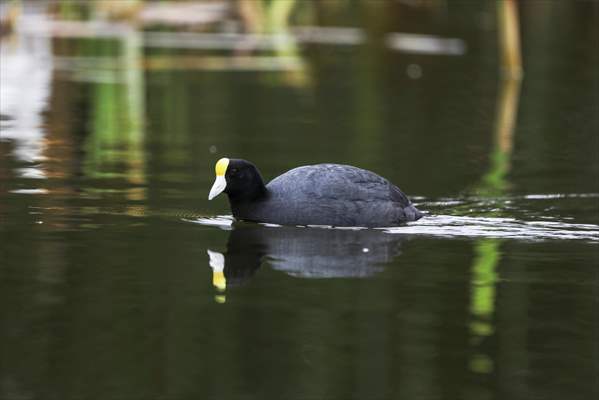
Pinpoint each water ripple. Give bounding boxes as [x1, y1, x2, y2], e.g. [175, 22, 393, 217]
[188, 214, 599, 242]
[186, 215, 234, 230]
[383, 215, 599, 242]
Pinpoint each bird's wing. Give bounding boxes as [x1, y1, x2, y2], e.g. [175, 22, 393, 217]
[268, 164, 410, 205]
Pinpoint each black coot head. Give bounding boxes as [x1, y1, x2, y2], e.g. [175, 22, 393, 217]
[208, 158, 266, 202]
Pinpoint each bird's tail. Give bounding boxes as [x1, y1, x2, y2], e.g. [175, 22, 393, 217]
[404, 204, 424, 221]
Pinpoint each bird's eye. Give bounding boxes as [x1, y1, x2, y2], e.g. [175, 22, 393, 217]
[230, 168, 238, 174]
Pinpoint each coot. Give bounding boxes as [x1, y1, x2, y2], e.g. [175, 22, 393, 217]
[208, 158, 423, 227]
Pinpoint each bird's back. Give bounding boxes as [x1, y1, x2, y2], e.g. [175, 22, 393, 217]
[269, 164, 404, 201]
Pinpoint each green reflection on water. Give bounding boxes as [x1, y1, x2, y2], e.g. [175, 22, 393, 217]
[471, 240, 500, 319]
[468, 1, 524, 375]
[81, 31, 146, 191]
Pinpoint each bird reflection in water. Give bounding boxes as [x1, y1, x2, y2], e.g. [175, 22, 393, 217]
[206, 224, 405, 301]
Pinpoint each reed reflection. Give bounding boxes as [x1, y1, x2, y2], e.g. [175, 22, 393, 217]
[206, 225, 405, 294]
[467, 0, 523, 377]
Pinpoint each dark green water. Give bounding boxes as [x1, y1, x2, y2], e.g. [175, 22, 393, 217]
[1, 2, 598, 400]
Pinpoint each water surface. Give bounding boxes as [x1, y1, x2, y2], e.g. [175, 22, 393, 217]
[1, 2, 598, 400]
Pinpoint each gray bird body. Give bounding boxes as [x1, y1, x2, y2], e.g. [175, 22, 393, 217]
[230, 163, 422, 227]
